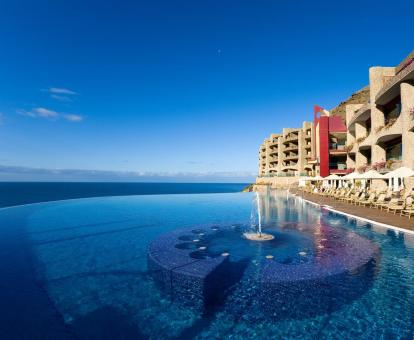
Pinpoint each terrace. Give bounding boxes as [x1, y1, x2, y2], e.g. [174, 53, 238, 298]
[376, 57, 414, 105]
[283, 133, 299, 143]
[348, 103, 371, 130]
[329, 135, 347, 155]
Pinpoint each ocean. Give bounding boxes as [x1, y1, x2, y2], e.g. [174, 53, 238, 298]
[0, 182, 248, 208]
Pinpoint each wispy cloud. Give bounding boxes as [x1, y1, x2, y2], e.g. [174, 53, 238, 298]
[48, 87, 77, 95]
[64, 114, 83, 122]
[34, 107, 59, 118]
[17, 107, 83, 122]
[17, 107, 58, 119]
[43, 87, 77, 102]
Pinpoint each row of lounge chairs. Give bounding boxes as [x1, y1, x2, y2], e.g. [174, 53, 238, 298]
[300, 186, 414, 218]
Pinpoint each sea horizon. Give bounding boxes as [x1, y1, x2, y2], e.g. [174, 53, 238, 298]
[0, 181, 249, 208]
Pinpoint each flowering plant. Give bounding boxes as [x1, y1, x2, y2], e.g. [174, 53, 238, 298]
[372, 161, 386, 171]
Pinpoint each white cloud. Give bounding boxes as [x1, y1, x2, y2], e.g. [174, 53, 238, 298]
[33, 107, 59, 118]
[64, 114, 83, 122]
[17, 107, 82, 122]
[48, 87, 77, 95]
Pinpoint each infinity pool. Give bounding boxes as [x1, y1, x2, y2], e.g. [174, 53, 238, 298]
[1, 191, 413, 339]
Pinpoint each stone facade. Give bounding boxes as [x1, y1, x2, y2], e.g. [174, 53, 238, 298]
[345, 51, 414, 190]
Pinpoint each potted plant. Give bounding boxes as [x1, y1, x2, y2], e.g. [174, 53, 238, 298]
[384, 117, 397, 130]
[345, 142, 354, 153]
[386, 159, 395, 169]
[356, 136, 366, 144]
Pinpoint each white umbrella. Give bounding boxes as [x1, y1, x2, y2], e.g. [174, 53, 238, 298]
[323, 174, 341, 188]
[324, 174, 341, 180]
[342, 171, 360, 180]
[342, 171, 361, 188]
[384, 167, 414, 178]
[384, 167, 414, 192]
[358, 169, 385, 179]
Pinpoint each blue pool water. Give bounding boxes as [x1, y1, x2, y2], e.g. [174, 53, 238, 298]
[1, 191, 414, 339]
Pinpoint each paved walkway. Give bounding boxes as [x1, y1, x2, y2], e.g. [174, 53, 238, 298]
[293, 190, 414, 232]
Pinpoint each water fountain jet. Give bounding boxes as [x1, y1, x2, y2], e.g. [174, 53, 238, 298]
[244, 191, 274, 241]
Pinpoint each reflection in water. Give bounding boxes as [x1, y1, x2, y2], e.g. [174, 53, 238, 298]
[2, 192, 414, 338]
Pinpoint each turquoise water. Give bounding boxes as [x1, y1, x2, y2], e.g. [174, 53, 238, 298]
[1, 191, 414, 339]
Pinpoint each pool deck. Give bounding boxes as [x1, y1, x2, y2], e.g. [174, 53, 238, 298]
[292, 190, 414, 233]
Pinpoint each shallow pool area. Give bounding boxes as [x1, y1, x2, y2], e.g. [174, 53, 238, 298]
[1, 191, 414, 339]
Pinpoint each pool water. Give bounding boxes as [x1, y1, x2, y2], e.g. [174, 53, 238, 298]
[1, 191, 414, 339]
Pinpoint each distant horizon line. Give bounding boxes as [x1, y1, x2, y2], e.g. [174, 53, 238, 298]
[0, 164, 255, 183]
[0, 180, 251, 184]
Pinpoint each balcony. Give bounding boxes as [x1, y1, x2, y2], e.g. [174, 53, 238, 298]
[284, 145, 299, 152]
[283, 134, 299, 143]
[269, 157, 278, 164]
[374, 115, 402, 145]
[376, 59, 414, 105]
[375, 160, 403, 174]
[284, 154, 299, 161]
[345, 142, 357, 154]
[269, 149, 278, 156]
[282, 161, 298, 167]
[307, 158, 319, 165]
[278, 172, 297, 177]
[329, 144, 347, 155]
[358, 133, 373, 150]
[348, 103, 371, 130]
[329, 163, 347, 175]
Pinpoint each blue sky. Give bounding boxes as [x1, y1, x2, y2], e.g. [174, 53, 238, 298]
[0, 0, 413, 182]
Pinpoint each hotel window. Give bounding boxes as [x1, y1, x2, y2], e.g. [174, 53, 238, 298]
[383, 96, 401, 124]
[385, 138, 402, 161]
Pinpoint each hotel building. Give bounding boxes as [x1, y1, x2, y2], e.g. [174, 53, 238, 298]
[346, 51, 414, 179]
[257, 50, 414, 189]
[258, 122, 314, 186]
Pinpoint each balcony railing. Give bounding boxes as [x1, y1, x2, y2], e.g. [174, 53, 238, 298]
[329, 163, 347, 171]
[284, 134, 299, 142]
[376, 59, 414, 105]
[348, 103, 371, 128]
